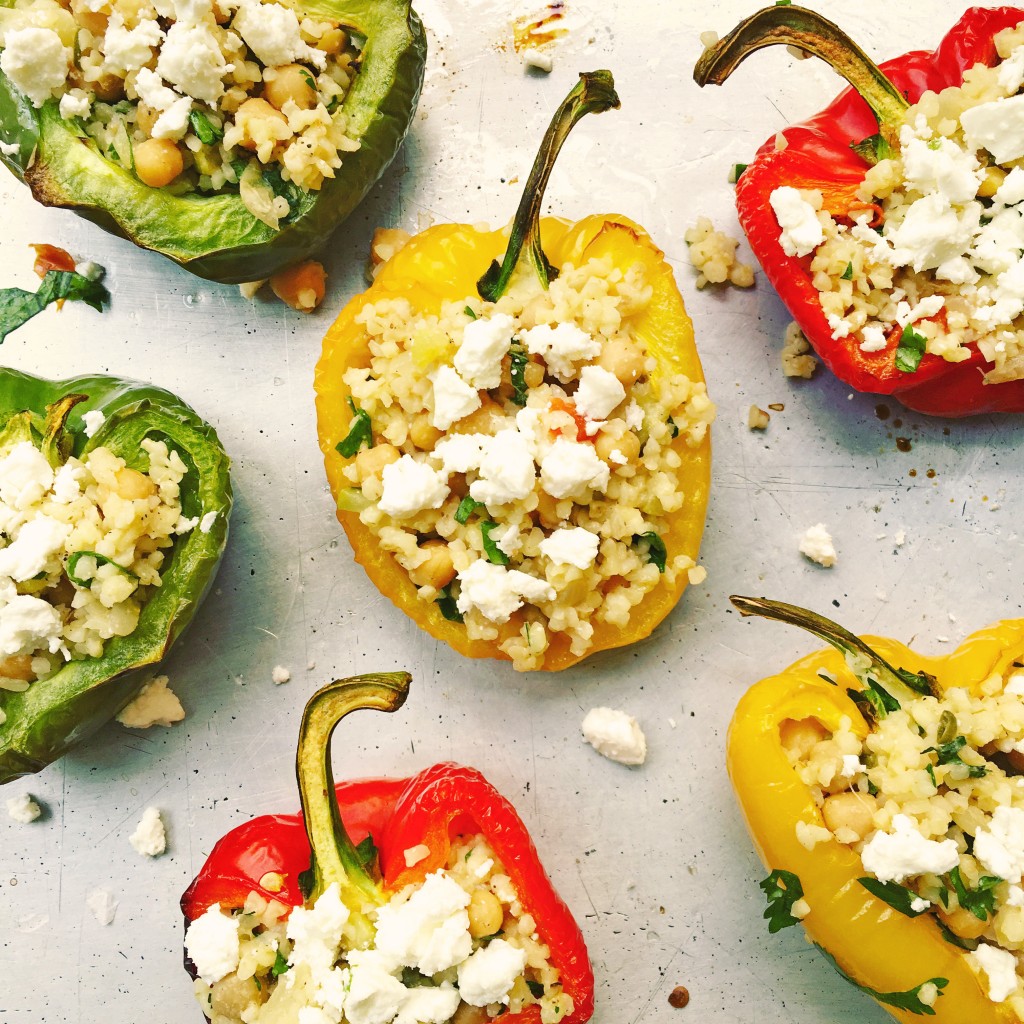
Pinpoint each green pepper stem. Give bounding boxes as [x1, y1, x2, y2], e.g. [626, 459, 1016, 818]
[477, 70, 620, 302]
[730, 595, 938, 702]
[297, 672, 411, 942]
[693, 5, 909, 147]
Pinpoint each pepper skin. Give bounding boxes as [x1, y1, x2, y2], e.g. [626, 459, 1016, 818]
[180, 673, 594, 1024]
[315, 74, 711, 670]
[0, 0, 426, 284]
[0, 369, 231, 781]
[728, 597, 1024, 1022]
[695, 5, 1024, 416]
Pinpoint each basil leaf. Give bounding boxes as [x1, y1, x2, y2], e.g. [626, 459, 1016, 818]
[895, 324, 927, 374]
[0, 270, 110, 343]
[436, 584, 463, 622]
[271, 950, 290, 976]
[336, 397, 373, 457]
[188, 109, 223, 145]
[858, 877, 929, 917]
[817, 946, 946, 1015]
[455, 496, 485, 525]
[633, 531, 666, 573]
[945, 866, 1001, 921]
[66, 550, 138, 588]
[509, 343, 529, 405]
[480, 521, 510, 565]
[759, 869, 804, 933]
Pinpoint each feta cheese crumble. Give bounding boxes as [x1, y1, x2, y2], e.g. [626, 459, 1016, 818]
[129, 806, 167, 857]
[6, 792, 42, 823]
[116, 675, 185, 728]
[581, 707, 648, 766]
[799, 523, 837, 567]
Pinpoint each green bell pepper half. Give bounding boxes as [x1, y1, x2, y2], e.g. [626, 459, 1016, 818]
[0, 369, 232, 782]
[0, 0, 426, 284]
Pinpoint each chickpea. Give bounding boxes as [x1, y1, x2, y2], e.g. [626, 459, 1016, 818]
[116, 466, 157, 500]
[0, 654, 35, 682]
[355, 443, 399, 481]
[210, 974, 266, 1016]
[821, 791, 875, 841]
[535, 491, 562, 530]
[453, 396, 503, 435]
[978, 165, 1007, 199]
[452, 1005, 489, 1024]
[595, 429, 641, 465]
[270, 261, 327, 312]
[597, 337, 646, 386]
[409, 415, 442, 451]
[523, 360, 545, 389]
[407, 540, 456, 590]
[234, 97, 290, 151]
[89, 72, 125, 103]
[70, 0, 108, 34]
[938, 905, 990, 941]
[467, 887, 504, 938]
[264, 63, 318, 111]
[778, 717, 827, 759]
[316, 26, 348, 55]
[134, 138, 184, 188]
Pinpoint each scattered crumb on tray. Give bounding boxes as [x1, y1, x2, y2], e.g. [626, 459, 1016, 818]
[272, 665, 291, 685]
[799, 523, 837, 568]
[668, 985, 691, 1009]
[116, 676, 185, 729]
[6, 793, 41, 823]
[581, 707, 647, 766]
[129, 807, 166, 857]
[684, 217, 755, 289]
[782, 322, 818, 378]
[87, 888, 118, 926]
[747, 405, 770, 430]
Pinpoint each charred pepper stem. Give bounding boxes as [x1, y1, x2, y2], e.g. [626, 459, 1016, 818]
[694, 5, 909, 152]
[296, 672, 411, 941]
[477, 70, 620, 302]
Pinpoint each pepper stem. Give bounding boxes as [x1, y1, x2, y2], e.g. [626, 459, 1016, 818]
[296, 672, 411, 942]
[693, 5, 909, 153]
[477, 70, 620, 303]
[730, 595, 939, 703]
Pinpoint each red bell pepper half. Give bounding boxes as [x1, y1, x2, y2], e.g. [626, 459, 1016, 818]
[694, 4, 1024, 416]
[181, 672, 594, 1024]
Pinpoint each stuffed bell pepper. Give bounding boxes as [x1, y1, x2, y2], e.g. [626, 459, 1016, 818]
[729, 595, 1024, 1021]
[314, 72, 714, 672]
[0, 0, 425, 282]
[180, 672, 593, 1024]
[0, 369, 231, 781]
[695, 5, 1024, 416]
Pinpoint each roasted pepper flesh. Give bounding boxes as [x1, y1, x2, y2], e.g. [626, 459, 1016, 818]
[181, 673, 594, 1023]
[729, 596, 1024, 1023]
[0, 369, 231, 781]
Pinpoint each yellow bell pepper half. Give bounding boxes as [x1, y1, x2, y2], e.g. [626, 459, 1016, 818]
[729, 597, 1024, 1023]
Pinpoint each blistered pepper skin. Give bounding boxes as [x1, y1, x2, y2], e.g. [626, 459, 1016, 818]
[0, 369, 231, 782]
[0, 0, 426, 283]
[729, 619, 1024, 1022]
[727, 6, 1024, 415]
[314, 215, 712, 670]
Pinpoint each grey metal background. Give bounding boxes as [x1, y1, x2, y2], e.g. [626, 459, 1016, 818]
[2, 2, 1021, 1021]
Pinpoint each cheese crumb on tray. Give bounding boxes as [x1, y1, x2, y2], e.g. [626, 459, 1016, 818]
[130, 806, 167, 857]
[116, 675, 185, 729]
[799, 523, 837, 567]
[581, 707, 648, 765]
[6, 792, 42, 822]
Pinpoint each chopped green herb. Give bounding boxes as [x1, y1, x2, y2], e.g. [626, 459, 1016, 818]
[633, 531, 666, 573]
[436, 584, 463, 622]
[895, 324, 928, 374]
[455, 496, 485, 525]
[300, 69, 316, 90]
[481, 521, 510, 565]
[464, 305, 478, 320]
[817, 946, 947, 1015]
[934, 916, 979, 950]
[847, 677, 900, 722]
[66, 550, 137, 588]
[935, 710, 957, 745]
[0, 270, 110, 344]
[188, 109, 223, 145]
[509, 343, 529, 405]
[945, 865, 1001, 921]
[895, 666, 939, 697]
[336, 397, 373, 457]
[667, 416, 680, 438]
[261, 166, 305, 219]
[254, 976, 261, 992]
[858, 878, 929, 917]
[727, 163, 748, 184]
[923, 735, 987, 779]
[775, 0, 792, 5]
[271, 950, 290, 976]
[926, 764, 937, 788]
[401, 967, 433, 988]
[526, 980, 545, 998]
[841, 262, 854, 280]
[759, 869, 804, 933]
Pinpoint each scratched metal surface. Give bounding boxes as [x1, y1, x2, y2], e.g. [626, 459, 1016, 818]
[1, 1, 1021, 1021]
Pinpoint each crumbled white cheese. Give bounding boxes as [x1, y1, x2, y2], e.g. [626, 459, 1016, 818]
[468, 428, 535, 507]
[232, 0, 326, 70]
[199, 510, 218, 533]
[539, 527, 599, 569]
[0, 442, 54, 509]
[58, 88, 92, 120]
[910, 896, 931, 913]
[971, 942, 1021, 1003]
[271, 664, 291, 685]
[573, 365, 626, 421]
[455, 314, 515, 389]
[974, 806, 1024, 882]
[395, 984, 462, 1024]
[185, 903, 241, 984]
[860, 814, 960, 882]
[581, 707, 647, 766]
[0, 27, 71, 107]
[156, 22, 231, 105]
[379, 457, 449, 519]
[101, 13, 164, 76]
[344, 949, 407, 1024]
[287, 882, 349, 976]
[799, 523, 837, 568]
[86, 888, 118, 925]
[116, 675, 185, 728]
[520, 322, 600, 381]
[129, 806, 167, 857]
[961, 94, 1024, 165]
[432, 432, 489, 475]
[6, 792, 41, 823]
[887, 192, 982, 272]
[900, 126, 981, 205]
[457, 938, 528, 1006]
[624, 400, 644, 431]
[133, 67, 193, 140]
[0, 515, 71, 581]
[455, 561, 554, 623]
[522, 47, 553, 73]
[0, 591, 64, 658]
[770, 186, 825, 257]
[795, 821, 833, 850]
[539, 438, 609, 499]
[429, 366, 481, 431]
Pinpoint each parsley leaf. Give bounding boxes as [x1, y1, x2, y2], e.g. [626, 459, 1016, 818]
[728, 163, 747, 184]
[817, 946, 947, 1015]
[759, 869, 804, 933]
[945, 866, 1001, 921]
[436, 584, 463, 622]
[896, 324, 927, 373]
[480, 521, 510, 565]
[526, 980, 545, 998]
[509, 343, 529, 405]
[188, 109, 223, 145]
[633, 531, 667, 573]
[67, 550, 138, 588]
[455, 496, 485, 524]
[923, 735, 987, 779]
[271, 950, 290, 976]
[934, 916, 979, 951]
[464, 305, 478, 320]
[841, 262, 854, 280]
[858, 878, 929, 917]
[0, 270, 110, 343]
[336, 397, 373, 457]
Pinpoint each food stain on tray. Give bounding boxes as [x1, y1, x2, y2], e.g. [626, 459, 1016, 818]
[512, 2, 569, 53]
